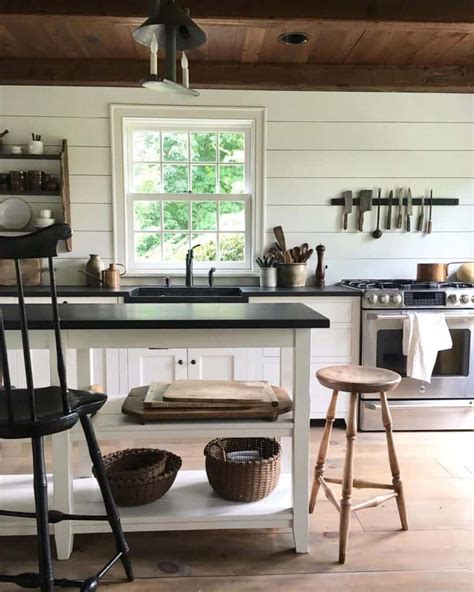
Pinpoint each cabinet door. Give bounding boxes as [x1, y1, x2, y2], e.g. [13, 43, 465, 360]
[127, 349, 188, 388]
[187, 348, 247, 381]
[14, 350, 50, 388]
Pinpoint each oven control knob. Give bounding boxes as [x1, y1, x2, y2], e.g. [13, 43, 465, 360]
[460, 294, 469, 304]
[380, 293, 390, 305]
[390, 294, 402, 305]
[367, 293, 378, 304]
[448, 294, 458, 304]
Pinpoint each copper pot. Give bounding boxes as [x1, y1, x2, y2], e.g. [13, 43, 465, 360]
[416, 262, 466, 282]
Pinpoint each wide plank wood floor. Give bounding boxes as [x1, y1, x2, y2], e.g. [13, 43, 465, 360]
[0, 427, 473, 591]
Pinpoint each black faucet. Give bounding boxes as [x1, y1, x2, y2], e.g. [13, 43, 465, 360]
[208, 267, 216, 287]
[185, 244, 200, 287]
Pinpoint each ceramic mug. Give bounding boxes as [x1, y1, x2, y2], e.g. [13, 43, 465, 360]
[40, 209, 52, 219]
[27, 141, 44, 155]
[10, 146, 22, 154]
[9, 170, 27, 192]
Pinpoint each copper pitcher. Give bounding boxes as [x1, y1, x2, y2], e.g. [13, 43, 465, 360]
[101, 263, 126, 289]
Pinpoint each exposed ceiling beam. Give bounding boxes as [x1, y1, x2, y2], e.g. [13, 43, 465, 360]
[0, 59, 472, 92]
[0, 1, 472, 27]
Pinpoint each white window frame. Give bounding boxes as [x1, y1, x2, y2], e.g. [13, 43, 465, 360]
[111, 105, 266, 276]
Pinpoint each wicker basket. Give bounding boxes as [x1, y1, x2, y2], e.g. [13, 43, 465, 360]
[99, 448, 182, 506]
[204, 437, 281, 502]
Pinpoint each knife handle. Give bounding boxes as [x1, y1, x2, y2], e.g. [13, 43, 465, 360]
[358, 212, 363, 232]
[343, 213, 348, 231]
[417, 215, 424, 232]
[427, 219, 432, 234]
[396, 213, 403, 229]
[386, 214, 391, 230]
[406, 216, 411, 232]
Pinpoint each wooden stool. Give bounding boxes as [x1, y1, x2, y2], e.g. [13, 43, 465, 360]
[309, 365, 408, 564]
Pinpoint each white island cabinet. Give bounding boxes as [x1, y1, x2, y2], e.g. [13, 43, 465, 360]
[1, 302, 328, 561]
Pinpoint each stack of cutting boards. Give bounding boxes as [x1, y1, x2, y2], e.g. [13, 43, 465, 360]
[122, 380, 292, 424]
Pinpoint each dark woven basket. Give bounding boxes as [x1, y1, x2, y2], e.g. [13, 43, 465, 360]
[204, 437, 281, 502]
[100, 448, 182, 506]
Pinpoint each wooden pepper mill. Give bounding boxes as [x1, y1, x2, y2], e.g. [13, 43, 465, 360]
[315, 244, 326, 288]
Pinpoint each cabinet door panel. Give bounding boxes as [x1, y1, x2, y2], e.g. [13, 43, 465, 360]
[187, 349, 247, 381]
[310, 360, 351, 414]
[312, 327, 352, 358]
[262, 358, 281, 387]
[127, 349, 187, 388]
[15, 350, 50, 388]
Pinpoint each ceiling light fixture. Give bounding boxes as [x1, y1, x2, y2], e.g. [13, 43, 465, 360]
[133, 0, 207, 96]
[278, 32, 309, 45]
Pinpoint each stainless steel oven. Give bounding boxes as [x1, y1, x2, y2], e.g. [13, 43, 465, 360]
[360, 309, 474, 431]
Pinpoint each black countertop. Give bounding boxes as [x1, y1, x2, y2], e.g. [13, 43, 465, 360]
[1, 303, 330, 330]
[0, 284, 359, 298]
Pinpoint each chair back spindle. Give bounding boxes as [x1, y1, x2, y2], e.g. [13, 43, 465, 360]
[0, 308, 13, 422]
[14, 258, 37, 421]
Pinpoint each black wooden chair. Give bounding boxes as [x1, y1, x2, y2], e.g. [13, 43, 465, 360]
[0, 224, 133, 591]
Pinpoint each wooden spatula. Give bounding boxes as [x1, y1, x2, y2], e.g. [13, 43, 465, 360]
[273, 226, 287, 251]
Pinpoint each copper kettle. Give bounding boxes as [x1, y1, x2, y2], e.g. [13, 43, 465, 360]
[81, 263, 126, 289]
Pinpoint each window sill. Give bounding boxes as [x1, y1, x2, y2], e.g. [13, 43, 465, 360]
[123, 270, 260, 278]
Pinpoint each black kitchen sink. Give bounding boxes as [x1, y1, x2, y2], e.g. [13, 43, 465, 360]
[126, 286, 248, 303]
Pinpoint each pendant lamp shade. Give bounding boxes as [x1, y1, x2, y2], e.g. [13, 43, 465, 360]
[133, 0, 207, 51]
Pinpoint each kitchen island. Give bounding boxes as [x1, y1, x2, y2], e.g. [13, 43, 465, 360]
[1, 302, 329, 559]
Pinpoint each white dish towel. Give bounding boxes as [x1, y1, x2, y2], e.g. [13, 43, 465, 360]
[402, 313, 453, 383]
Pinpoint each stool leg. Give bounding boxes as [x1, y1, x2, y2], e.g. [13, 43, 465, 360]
[380, 392, 409, 531]
[80, 414, 134, 582]
[309, 390, 338, 513]
[32, 436, 55, 592]
[339, 392, 357, 564]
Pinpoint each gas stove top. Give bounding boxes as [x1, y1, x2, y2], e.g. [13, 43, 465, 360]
[340, 279, 474, 309]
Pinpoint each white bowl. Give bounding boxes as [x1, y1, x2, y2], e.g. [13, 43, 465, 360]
[34, 218, 55, 228]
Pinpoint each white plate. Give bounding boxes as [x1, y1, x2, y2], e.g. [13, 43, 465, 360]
[0, 198, 32, 230]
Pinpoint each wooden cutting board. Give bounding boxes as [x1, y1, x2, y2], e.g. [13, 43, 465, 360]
[144, 382, 275, 408]
[162, 379, 278, 406]
[123, 385, 292, 424]
[0, 258, 42, 286]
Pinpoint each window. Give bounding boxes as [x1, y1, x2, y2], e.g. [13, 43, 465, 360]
[111, 106, 265, 275]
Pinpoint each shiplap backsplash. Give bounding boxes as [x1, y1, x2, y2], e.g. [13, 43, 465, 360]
[0, 87, 472, 285]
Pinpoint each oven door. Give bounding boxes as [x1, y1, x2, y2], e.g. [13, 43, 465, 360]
[362, 309, 473, 400]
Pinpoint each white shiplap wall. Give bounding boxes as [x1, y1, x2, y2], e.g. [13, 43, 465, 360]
[0, 87, 472, 284]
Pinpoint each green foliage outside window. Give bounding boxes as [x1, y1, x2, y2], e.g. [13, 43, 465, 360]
[131, 130, 248, 264]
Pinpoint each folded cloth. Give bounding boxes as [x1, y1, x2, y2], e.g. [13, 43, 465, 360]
[403, 313, 453, 383]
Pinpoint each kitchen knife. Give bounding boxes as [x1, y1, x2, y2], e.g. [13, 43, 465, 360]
[342, 190, 352, 230]
[427, 189, 433, 234]
[358, 190, 373, 232]
[396, 188, 404, 229]
[406, 188, 413, 232]
[386, 189, 393, 230]
[417, 195, 425, 232]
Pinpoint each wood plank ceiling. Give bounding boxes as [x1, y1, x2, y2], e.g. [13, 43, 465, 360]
[0, 1, 472, 92]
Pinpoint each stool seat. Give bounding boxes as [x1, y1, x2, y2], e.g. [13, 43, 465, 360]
[316, 364, 401, 394]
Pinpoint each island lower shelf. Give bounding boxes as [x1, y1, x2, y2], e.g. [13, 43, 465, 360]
[0, 471, 293, 534]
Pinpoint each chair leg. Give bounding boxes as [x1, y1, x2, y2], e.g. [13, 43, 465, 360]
[31, 436, 55, 592]
[79, 414, 134, 582]
[309, 390, 338, 513]
[379, 392, 409, 531]
[339, 392, 357, 564]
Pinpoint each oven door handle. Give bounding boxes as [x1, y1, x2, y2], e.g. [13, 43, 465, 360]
[365, 401, 473, 410]
[367, 313, 473, 321]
